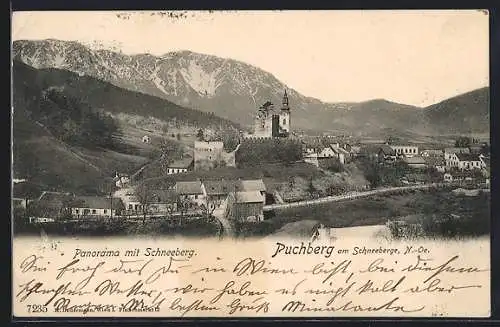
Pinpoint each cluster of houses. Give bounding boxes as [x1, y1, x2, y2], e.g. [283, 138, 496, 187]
[14, 177, 269, 225]
[300, 139, 490, 187]
[374, 143, 490, 185]
[303, 142, 359, 167]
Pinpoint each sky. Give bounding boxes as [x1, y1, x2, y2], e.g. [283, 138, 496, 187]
[12, 10, 489, 107]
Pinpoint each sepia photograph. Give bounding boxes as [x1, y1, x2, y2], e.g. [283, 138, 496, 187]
[11, 10, 491, 318]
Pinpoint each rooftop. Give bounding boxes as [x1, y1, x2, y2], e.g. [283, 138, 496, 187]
[403, 156, 427, 164]
[203, 180, 237, 195]
[233, 191, 264, 203]
[238, 179, 266, 192]
[70, 196, 124, 210]
[456, 153, 481, 162]
[175, 181, 203, 195]
[444, 147, 470, 154]
[168, 157, 194, 169]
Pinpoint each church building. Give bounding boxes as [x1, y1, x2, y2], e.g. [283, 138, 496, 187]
[246, 90, 291, 139]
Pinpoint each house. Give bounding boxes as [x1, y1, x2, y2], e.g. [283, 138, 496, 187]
[443, 171, 478, 184]
[114, 172, 130, 188]
[424, 157, 446, 173]
[444, 147, 470, 166]
[33, 191, 73, 219]
[69, 196, 124, 218]
[349, 145, 361, 157]
[420, 149, 443, 157]
[142, 135, 151, 143]
[201, 179, 238, 211]
[403, 156, 427, 169]
[174, 181, 205, 207]
[122, 192, 143, 212]
[330, 146, 350, 164]
[318, 146, 336, 158]
[238, 179, 266, 194]
[378, 145, 397, 162]
[148, 189, 178, 213]
[194, 140, 237, 170]
[455, 153, 484, 170]
[390, 144, 419, 157]
[226, 191, 265, 223]
[167, 157, 194, 175]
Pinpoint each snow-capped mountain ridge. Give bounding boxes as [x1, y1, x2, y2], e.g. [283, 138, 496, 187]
[12, 39, 489, 135]
[12, 39, 313, 126]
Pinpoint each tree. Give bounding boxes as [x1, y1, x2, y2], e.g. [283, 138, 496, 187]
[196, 128, 205, 141]
[201, 198, 218, 223]
[385, 136, 401, 145]
[455, 136, 472, 148]
[307, 177, 318, 199]
[177, 197, 193, 226]
[135, 183, 152, 224]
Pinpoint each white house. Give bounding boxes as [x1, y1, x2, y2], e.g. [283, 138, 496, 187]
[318, 146, 336, 158]
[456, 153, 484, 170]
[167, 157, 194, 175]
[114, 172, 130, 188]
[174, 181, 205, 207]
[69, 196, 124, 218]
[444, 147, 470, 167]
[390, 144, 419, 157]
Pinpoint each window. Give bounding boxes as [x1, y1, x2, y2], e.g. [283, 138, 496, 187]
[92, 209, 97, 214]
[75, 209, 79, 214]
[282, 119, 286, 125]
[195, 195, 198, 199]
[104, 210, 107, 214]
[128, 204, 133, 210]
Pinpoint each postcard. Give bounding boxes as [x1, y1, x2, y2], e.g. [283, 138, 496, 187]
[11, 10, 490, 318]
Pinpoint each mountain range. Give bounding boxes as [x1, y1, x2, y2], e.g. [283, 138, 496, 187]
[13, 39, 489, 136]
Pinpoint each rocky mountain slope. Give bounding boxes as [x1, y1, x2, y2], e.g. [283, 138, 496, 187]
[13, 39, 489, 136]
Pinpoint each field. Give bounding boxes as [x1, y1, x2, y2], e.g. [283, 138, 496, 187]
[236, 188, 490, 239]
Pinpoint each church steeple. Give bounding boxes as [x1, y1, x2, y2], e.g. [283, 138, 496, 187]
[281, 89, 289, 110]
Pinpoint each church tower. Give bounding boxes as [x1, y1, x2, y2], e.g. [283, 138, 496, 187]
[279, 89, 291, 137]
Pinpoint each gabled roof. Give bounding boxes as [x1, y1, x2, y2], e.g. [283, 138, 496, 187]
[233, 191, 264, 203]
[444, 147, 470, 154]
[168, 157, 194, 169]
[238, 179, 266, 192]
[403, 156, 427, 164]
[175, 181, 203, 195]
[70, 196, 124, 210]
[203, 180, 237, 195]
[421, 149, 443, 155]
[456, 153, 481, 162]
